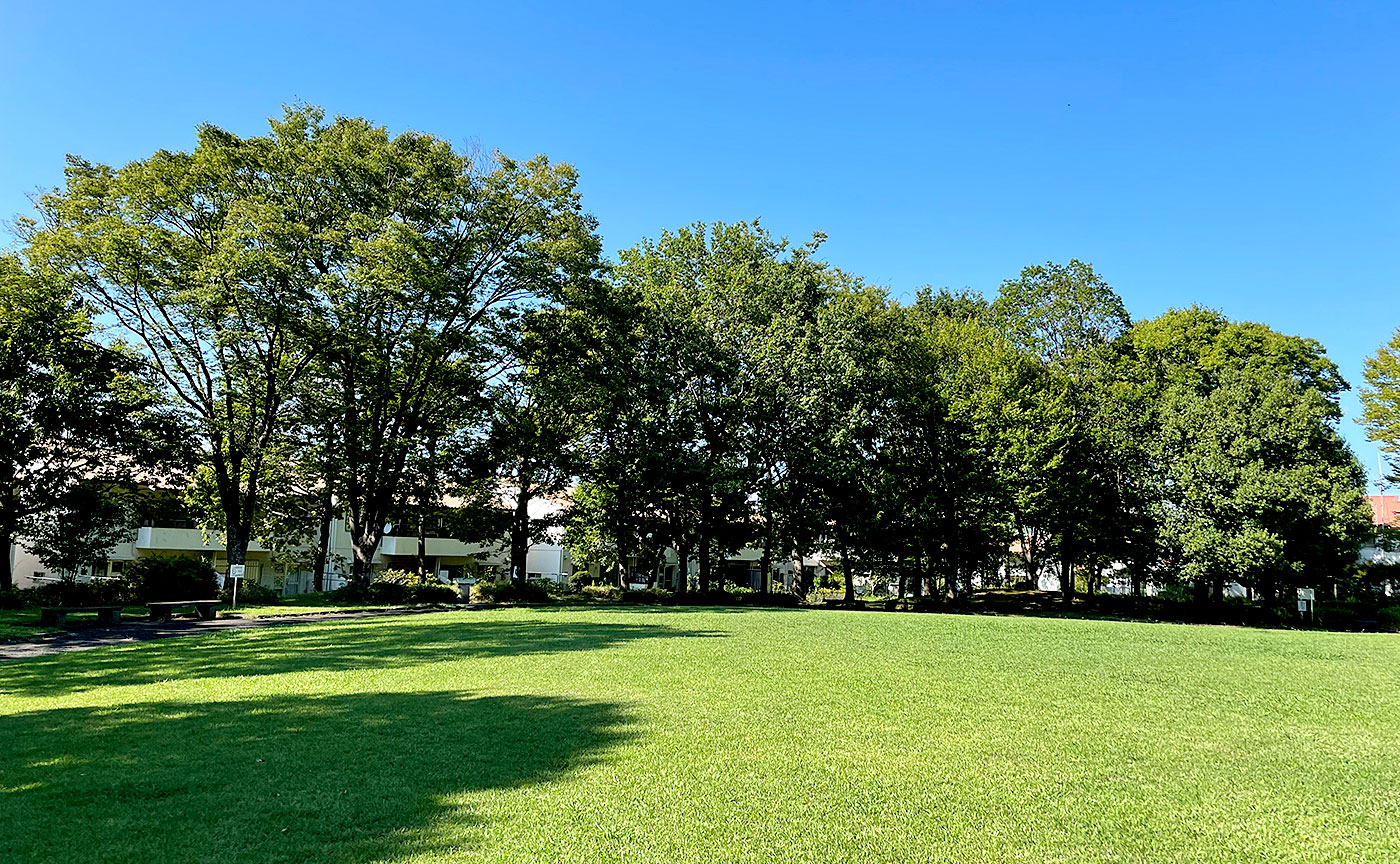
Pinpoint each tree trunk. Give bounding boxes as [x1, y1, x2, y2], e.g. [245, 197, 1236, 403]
[896, 554, 908, 609]
[698, 532, 712, 593]
[511, 479, 532, 585]
[839, 533, 854, 604]
[675, 538, 690, 593]
[760, 543, 772, 595]
[350, 532, 380, 585]
[313, 507, 332, 593]
[1059, 550, 1074, 606]
[0, 530, 12, 592]
[225, 523, 249, 591]
[925, 541, 939, 602]
[415, 509, 429, 580]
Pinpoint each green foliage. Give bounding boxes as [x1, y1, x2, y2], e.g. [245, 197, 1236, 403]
[26, 483, 136, 577]
[120, 555, 218, 602]
[224, 580, 280, 606]
[0, 255, 185, 589]
[578, 584, 621, 602]
[1361, 327, 1400, 483]
[328, 570, 464, 605]
[1124, 310, 1371, 598]
[1378, 606, 1400, 633]
[473, 579, 556, 604]
[621, 587, 672, 604]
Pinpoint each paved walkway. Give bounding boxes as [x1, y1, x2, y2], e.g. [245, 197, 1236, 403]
[0, 607, 464, 661]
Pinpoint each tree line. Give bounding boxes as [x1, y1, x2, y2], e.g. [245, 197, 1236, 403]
[0, 105, 1380, 609]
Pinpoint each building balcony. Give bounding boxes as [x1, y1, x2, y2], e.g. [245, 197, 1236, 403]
[377, 534, 493, 558]
[135, 526, 268, 554]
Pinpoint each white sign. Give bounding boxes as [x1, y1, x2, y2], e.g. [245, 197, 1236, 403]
[228, 564, 246, 580]
[1297, 588, 1315, 601]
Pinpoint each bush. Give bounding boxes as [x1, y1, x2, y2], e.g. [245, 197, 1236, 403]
[0, 588, 23, 610]
[579, 584, 621, 602]
[473, 579, 554, 604]
[329, 569, 466, 605]
[12, 577, 125, 608]
[121, 555, 219, 602]
[1379, 606, 1400, 633]
[409, 583, 461, 604]
[568, 571, 595, 592]
[621, 587, 672, 604]
[222, 580, 279, 606]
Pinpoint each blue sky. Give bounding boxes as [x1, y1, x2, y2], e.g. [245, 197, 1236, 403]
[2, 1, 1396, 484]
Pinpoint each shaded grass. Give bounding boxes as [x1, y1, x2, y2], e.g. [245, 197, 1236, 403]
[0, 605, 152, 643]
[1, 607, 1398, 863]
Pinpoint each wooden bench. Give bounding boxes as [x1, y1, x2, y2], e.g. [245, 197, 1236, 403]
[39, 606, 122, 627]
[147, 600, 223, 622]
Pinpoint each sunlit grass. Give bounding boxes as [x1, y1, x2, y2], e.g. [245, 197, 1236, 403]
[1, 607, 1397, 863]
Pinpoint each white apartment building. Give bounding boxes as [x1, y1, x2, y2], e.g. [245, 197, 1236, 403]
[9, 490, 574, 595]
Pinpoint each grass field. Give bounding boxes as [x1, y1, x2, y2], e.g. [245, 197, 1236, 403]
[0, 607, 1396, 863]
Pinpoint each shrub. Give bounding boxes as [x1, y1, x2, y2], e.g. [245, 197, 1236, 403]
[568, 571, 602, 592]
[122, 555, 219, 602]
[473, 579, 554, 604]
[15, 578, 124, 608]
[0, 588, 23, 610]
[621, 587, 671, 604]
[366, 581, 411, 604]
[539, 579, 573, 598]
[1379, 606, 1400, 633]
[409, 583, 461, 604]
[222, 580, 279, 606]
[579, 584, 621, 602]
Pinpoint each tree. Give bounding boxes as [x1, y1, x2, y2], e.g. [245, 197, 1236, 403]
[288, 114, 604, 585]
[26, 109, 326, 573]
[992, 259, 1130, 363]
[1361, 328, 1400, 484]
[1128, 308, 1370, 602]
[992, 260, 1132, 603]
[0, 255, 184, 589]
[26, 482, 136, 579]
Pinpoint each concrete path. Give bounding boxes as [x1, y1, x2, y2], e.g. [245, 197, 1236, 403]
[0, 606, 465, 661]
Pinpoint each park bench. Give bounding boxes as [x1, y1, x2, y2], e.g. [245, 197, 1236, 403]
[147, 600, 223, 622]
[39, 606, 122, 627]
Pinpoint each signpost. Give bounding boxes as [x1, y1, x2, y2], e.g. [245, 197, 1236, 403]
[229, 564, 246, 610]
[1297, 587, 1315, 622]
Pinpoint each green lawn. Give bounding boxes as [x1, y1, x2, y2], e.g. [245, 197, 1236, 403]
[222, 594, 404, 618]
[0, 607, 1396, 863]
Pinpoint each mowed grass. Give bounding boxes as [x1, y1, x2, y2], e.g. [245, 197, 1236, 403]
[0, 607, 1397, 863]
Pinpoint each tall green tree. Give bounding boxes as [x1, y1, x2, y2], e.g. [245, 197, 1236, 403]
[993, 260, 1132, 602]
[251, 110, 605, 585]
[26, 110, 327, 571]
[1128, 307, 1369, 602]
[0, 255, 184, 589]
[1360, 328, 1400, 484]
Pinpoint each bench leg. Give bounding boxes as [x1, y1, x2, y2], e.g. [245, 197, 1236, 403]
[97, 610, 121, 626]
[150, 611, 171, 623]
[40, 610, 62, 627]
[197, 605, 217, 620]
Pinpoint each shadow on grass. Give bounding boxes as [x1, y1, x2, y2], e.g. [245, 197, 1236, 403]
[0, 617, 726, 698]
[0, 689, 629, 864]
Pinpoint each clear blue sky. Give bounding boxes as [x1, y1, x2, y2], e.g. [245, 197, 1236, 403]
[2, 1, 1396, 484]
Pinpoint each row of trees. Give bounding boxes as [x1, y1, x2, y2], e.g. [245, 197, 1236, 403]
[555, 231, 1372, 603]
[0, 105, 1377, 606]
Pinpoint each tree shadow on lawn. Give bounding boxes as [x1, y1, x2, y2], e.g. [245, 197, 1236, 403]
[0, 689, 630, 864]
[0, 617, 727, 698]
